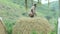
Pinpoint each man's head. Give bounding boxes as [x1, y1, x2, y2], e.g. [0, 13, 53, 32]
[33, 4, 36, 7]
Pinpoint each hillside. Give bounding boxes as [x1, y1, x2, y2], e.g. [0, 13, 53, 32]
[0, 0, 24, 34]
[37, 1, 59, 17]
[0, 0, 58, 34]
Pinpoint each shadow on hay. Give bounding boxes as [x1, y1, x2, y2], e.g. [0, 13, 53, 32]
[12, 17, 52, 34]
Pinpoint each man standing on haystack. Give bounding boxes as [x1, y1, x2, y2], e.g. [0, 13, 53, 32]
[29, 4, 37, 17]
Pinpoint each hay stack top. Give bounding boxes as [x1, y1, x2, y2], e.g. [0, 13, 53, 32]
[17, 17, 48, 22]
[13, 17, 52, 34]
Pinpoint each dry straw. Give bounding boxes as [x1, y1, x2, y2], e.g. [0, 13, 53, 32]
[0, 19, 7, 34]
[12, 17, 52, 34]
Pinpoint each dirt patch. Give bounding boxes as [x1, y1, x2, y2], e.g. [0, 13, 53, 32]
[12, 17, 52, 34]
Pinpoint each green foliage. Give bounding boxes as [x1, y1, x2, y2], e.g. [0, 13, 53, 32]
[31, 30, 37, 34]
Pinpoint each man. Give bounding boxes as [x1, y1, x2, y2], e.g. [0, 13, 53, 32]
[29, 4, 37, 17]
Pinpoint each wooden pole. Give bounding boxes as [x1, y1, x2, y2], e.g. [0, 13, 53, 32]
[58, 18, 60, 34]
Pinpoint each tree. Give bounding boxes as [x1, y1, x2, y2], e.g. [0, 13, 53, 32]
[48, 0, 50, 12]
[47, 0, 50, 15]
[31, 0, 33, 5]
[37, 0, 41, 5]
[38, 0, 39, 3]
[58, 0, 60, 17]
[25, 0, 28, 11]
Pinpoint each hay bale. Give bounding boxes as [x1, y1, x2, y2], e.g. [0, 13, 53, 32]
[12, 17, 52, 34]
[0, 18, 7, 34]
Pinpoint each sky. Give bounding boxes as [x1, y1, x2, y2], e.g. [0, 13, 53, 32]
[34, 0, 58, 4]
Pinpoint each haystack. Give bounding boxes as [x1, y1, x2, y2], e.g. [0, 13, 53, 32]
[12, 17, 52, 34]
[0, 20, 7, 34]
